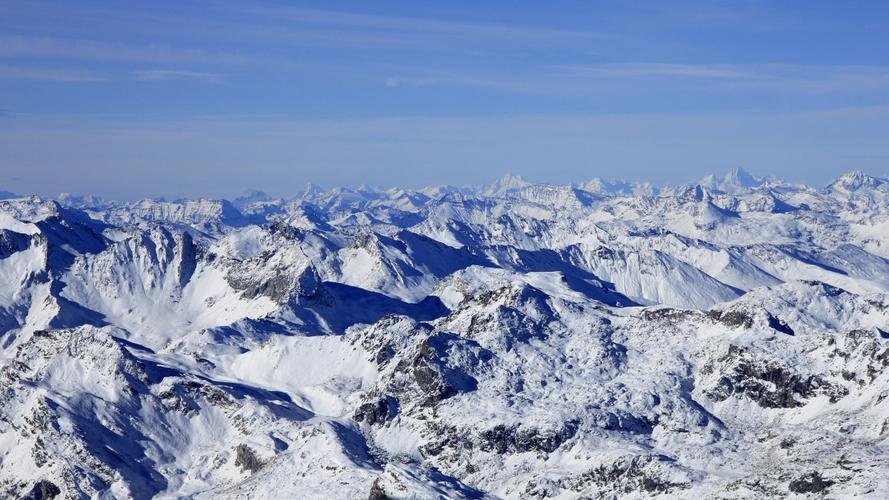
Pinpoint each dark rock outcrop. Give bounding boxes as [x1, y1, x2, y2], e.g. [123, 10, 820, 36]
[235, 444, 264, 474]
[354, 396, 399, 425]
[788, 472, 834, 494]
[21, 480, 61, 500]
[478, 420, 579, 454]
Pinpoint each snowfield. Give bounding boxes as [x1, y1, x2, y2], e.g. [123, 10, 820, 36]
[3, 169, 889, 498]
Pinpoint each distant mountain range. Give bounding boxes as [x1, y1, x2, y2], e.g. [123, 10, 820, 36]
[2, 169, 889, 498]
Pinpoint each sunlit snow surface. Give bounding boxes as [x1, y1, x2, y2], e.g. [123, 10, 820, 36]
[3, 170, 889, 498]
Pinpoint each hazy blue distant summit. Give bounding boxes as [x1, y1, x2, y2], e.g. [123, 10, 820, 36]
[699, 167, 766, 194]
[486, 173, 531, 195]
[827, 170, 888, 192]
[38, 168, 889, 208]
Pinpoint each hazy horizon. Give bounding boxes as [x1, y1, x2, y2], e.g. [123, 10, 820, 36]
[3, 1, 889, 199]
[1, 167, 883, 203]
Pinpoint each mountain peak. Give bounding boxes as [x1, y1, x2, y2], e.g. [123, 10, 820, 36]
[232, 190, 272, 208]
[302, 182, 323, 197]
[724, 167, 759, 187]
[491, 173, 530, 193]
[57, 193, 107, 210]
[580, 178, 648, 196]
[829, 170, 886, 191]
[700, 168, 764, 193]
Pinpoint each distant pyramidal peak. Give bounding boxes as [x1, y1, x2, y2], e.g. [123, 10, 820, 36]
[698, 167, 766, 194]
[490, 173, 531, 193]
[829, 170, 887, 192]
[723, 167, 761, 187]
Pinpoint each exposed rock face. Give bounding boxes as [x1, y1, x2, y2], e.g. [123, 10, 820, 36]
[234, 444, 265, 474]
[788, 472, 834, 494]
[353, 396, 399, 425]
[700, 344, 846, 408]
[708, 309, 754, 329]
[563, 455, 694, 496]
[477, 420, 579, 454]
[226, 254, 320, 303]
[22, 480, 61, 500]
[0, 229, 31, 258]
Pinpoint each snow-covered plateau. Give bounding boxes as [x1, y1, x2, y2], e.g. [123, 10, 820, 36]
[3, 169, 889, 498]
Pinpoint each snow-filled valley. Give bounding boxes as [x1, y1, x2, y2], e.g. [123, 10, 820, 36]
[3, 169, 889, 498]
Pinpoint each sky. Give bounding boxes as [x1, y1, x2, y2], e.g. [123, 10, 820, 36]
[2, 0, 889, 200]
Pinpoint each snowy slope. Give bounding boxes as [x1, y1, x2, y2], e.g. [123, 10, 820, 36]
[3, 171, 889, 498]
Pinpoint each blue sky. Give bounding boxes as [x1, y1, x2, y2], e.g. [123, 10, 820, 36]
[2, 1, 889, 199]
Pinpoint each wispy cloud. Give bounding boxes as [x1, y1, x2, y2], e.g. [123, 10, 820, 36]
[0, 65, 107, 82]
[383, 73, 564, 95]
[133, 69, 223, 83]
[240, 4, 603, 41]
[2, 1, 604, 53]
[0, 35, 256, 65]
[555, 63, 762, 80]
[384, 63, 889, 97]
[737, 64, 889, 93]
[556, 63, 889, 92]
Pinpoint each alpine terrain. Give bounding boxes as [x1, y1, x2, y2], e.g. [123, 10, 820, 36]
[3, 168, 889, 499]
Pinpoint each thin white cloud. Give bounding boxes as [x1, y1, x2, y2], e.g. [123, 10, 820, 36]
[556, 62, 889, 91]
[133, 69, 223, 83]
[0, 65, 107, 82]
[0, 35, 256, 65]
[385, 63, 889, 96]
[729, 64, 889, 93]
[383, 73, 566, 95]
[240, 4, 603, 41]
[2, 1, 605, 53]
[555, 63, 762, 79]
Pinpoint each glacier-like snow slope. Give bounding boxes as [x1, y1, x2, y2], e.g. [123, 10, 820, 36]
[3, 169, 889, 498]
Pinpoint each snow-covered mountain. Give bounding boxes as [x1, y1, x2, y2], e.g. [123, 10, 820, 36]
[3, 170, 889, 498]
